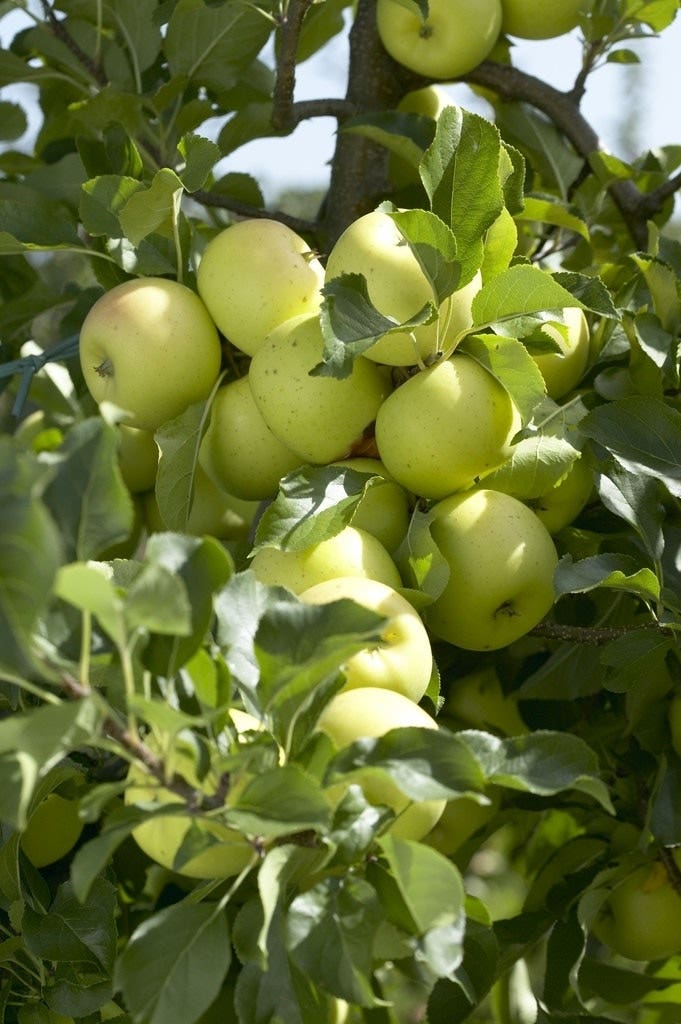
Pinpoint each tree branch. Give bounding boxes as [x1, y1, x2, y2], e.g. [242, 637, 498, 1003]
[192, 189, 318, 235]
[39, 0, 107, 87]
[271, 0, 316, 132]
[529, 621, 666, 646]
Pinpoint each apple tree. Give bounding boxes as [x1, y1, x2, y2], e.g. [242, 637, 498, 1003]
[2, 0, 681, 1022]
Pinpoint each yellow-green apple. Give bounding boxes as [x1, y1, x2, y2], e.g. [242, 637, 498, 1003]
[249, 525, 402, 595]
[425, 489, 558, 650]
[143, 465, 258, 541]
[117, 424, 159, 494]
[199, 376, 301, 501]
[315, 686, 446, 841]
[501, 0, 586, 39]
[125, 709, 260, 879]
[592, 853, 681, 961]
[196, 219, 325, 356]
[528, 455, 594, 534]
[444, 666, 527, 735]
[248, 314, 390, 464]
[20, 793, 84, 868]
[79, 278, 222, 431]
[389, 85, 454, 189]
[424, 788, 501, 857]
[529, 307, 590, 400]
[376, 0, 503, 79]
[375, 353, 520, 500]
[330, 456, 411, 553]
[299, 577, 433, 702]
[325, 210, 482, 367]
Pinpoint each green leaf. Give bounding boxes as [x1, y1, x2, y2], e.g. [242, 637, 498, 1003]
[115, 901, 231, 1024]
[177, 133, 222, 192]
[0, 182, 80, 247]
[471, 264, 584, 327]
[516, 196, 590, 241]
[53, 562, 126, 647]
[79, 175, 144, 237]
[599, 629, 674, 694]
[459, 333, 546, 425]
[388, 206, 462, 300]
[23, 877, 117, 970]
[213, 570, 274, 696]
[554, 553, 660, 602]
[228, 765, 331, 837]
[494, 101, 583, 199]
[597, 461, 665, 561]
[0, 100, 27, 141]
[482, 435, 581, 499]
[118, 168, 184, 246]
[377, 833, 465, 937]
[155, 398, 213, 532]
[342, 110, 436, 171]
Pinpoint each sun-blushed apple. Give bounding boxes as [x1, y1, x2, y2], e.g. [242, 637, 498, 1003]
[200, 376, 302, 501]
[375, 353, 521, 500]
[196, 218, 325, 356]
[250, 525, 403, 595]
[501, 0, 586, 39]
[325, 210, 482, 367]
[248, 313, 391, 464]
[315, 686, 446, 841]
[330, 457, 411, 553]
[299, 577, 433, 702]
[79, 277, 222, 432]
[592, 853, 681, 961]
[376, 0, 503, 80]
[529, 307, 590, 400]
[425, 489, 558, 651]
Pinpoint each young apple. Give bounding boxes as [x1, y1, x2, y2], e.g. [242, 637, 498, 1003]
[330, 457, 411, 553]
[444, 666, 527, 735]
[79, 277, 222, 431]
[528, 455, 594, 534]
[200, 376, 302, 501]
[425, 489, 558, 651]
[529, 307, 590, 400]
[299, 577, 433, 702]
[325, 210, 482, 367]
[117, 424, 159, 494]
[501, 0, 586, 39]
[196, 219, 325, 356]
[20, 793, 84, 868]
[592, 854, 681, 961]
[375, 353, 520, 500]
[376, 0, 503, 80]
[250, 525, 403, 595]
[248, 313, 391, 464]
[315, 686, 446, 841]
[424, 788, 501, 857]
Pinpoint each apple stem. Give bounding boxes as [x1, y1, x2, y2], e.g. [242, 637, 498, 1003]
[95, 358, 114, 379]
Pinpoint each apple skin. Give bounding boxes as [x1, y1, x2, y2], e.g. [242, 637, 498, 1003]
[196, 219, 325, 357]
[143, 465, 259, 541]
[530, 307, 590, 400]
[375, 353, 521, 500]
[330, 456, 411, 553]
[592, 854, 681, 961]
[200, 376, 302, 501]
[424, 788, 501, 857]
[20, 793, 84, 868]
[425, 489, 558, 651]
[325, 210, 482, 367]
[501, 0, 585, 39]
[250, 525, 403, 595]
[376, 0, 503, 80]
[528, 455, 594, 535]
[125, 710, 259, 880]
[248, 314, 391, 464]
[117, 424, 159, 494]
[79, 278, 222, 431]
[444, 666, 527, 735]
[315, 686, 446, 841]
[299, 577, 433, 703]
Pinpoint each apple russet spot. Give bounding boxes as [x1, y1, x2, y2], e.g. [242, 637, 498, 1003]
[299, 577, 433, 703]
[250, 525, 402, 595]
[196, 218, 325, 356]
[425, 489, 558, 651]
[375, 353, 521, 500]
[315, 686, 446, 841]
[330, 457, 411, 553]
[501, 0, 586, 39]
[79, 277, 222, 432]
[376, 0, 503, 80]
[325, 210, 482, 367]
[592, 854, 681, 961]
[200, 376, 302, 501]
[530, 307, 590, 400]
[248, 314, 391, 464]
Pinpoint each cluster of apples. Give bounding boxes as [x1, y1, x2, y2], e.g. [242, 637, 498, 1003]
[376, 0, 588, 81]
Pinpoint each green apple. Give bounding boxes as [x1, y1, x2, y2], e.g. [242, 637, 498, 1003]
[376, 0, 503, 80]
[143, 465, 259, 541]
[424, 787, 501, 857]
[250, 525, 403, 595]
[389, 85, 454, 189]
[248, 313, 390, 464]
[117, 424, 159, 494]
[200, 376, 302, 501]
[330, 457, 411, 553]
[375, 353, 521, 500]
[501, 0, 586, 39]
[529, 307, 590, 400]
[592, 854, 681, 961]
[528, 454, 594, 534]
[126, 709, 260, 879]
[444, 666, 527, 735]
[79, 277, 222, 431]
[325, 210, 482, 367]
[425, 489, 558, 651]
[20, 793, 84, 868]
[315, 686, 446, 841]
[196, 218, 325, 357]
[299, 576, 433, 702]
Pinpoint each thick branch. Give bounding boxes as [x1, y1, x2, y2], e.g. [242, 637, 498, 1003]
[271, 0, 316, 132]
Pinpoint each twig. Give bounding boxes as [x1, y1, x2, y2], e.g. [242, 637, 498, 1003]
[529, 621, 666, 645]
[39, 0, 107, 87]
[192, 189, 318, 234]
